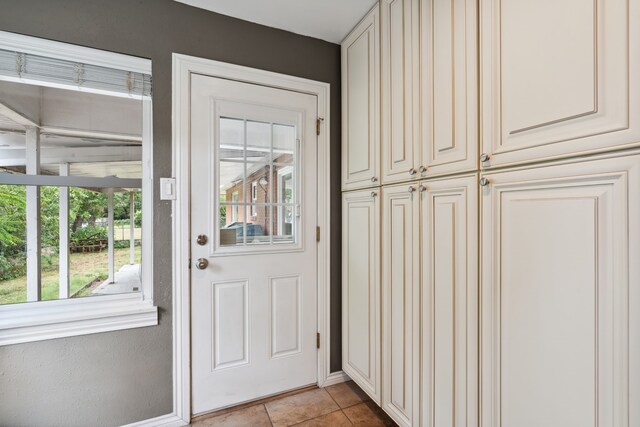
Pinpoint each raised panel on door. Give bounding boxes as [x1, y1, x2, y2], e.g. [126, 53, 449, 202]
[480, 153, 640, 427]
[382, 183, 420, 427]
[421, 174, 478, 427]
[342, 189, 381, 403]
[381, 0, 420, 184]
[420, 0, 478, 177]
[481, 0, 640, 168]
[342, 4, 380, 191]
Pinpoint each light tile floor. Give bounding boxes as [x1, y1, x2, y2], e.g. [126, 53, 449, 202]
[191, 381, 397, 426]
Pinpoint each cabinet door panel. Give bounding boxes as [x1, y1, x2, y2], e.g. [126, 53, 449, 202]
[421, 175, 478, 427]
[420, 0, 478, 176]
[342, 5, 380, 190]
[481, 0, 640, 167]
[481, 153, 640, 427]
[342, 189, 381, 403]
[382, 183, 420, 426]
[381, 0, 419, 184]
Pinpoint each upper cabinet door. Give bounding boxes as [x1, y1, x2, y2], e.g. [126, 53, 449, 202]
[381, 0, 420, 184]
[342, 188, 381, 403]
[480, 153, 640, 427]
[342, 5, 381, 191]
[421, 174, 478, 427]
[480, 0, 640, 168]
[420, 0, 478, 177]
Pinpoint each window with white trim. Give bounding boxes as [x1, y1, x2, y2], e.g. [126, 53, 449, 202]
[0, 31, 157, 345]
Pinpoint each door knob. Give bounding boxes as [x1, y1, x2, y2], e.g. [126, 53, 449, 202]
[371, 176, 378, 183]
[409, 168, 417, 176]
[195, 258, 209, 270]
[196, 234, 208, 245]
[408, 186, 416, 193]
[480, 153, 491, 163]
[419, 184, 427, 193]
[479, 178, 490, 187]
[418, 165, 427, 173]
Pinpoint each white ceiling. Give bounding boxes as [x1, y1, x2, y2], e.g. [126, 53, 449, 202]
[175, 0, 377, 44]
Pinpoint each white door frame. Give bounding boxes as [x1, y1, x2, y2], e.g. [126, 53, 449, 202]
[170, 53, 339, 424]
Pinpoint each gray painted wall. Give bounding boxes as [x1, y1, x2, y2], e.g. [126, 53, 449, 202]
[0, 1, 341, 426]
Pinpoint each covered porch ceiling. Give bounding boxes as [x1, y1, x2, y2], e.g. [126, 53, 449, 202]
[0, 79, 142, 185]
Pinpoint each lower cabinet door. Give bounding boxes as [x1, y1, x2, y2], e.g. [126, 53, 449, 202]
[480, 152, 640, 427]
[342, 188, 381, 403]
[420, 174, 478, 427]
[382, 183, 420, 427]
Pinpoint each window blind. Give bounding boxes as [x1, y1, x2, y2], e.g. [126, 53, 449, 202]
[0, 49, 152, 97]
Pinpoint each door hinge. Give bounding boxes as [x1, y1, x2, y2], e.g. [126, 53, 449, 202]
[316, 117, 323, 136]
[188, 258, 191, 269]
[316, 226, 320, 242]
[317, 332, 320, 349]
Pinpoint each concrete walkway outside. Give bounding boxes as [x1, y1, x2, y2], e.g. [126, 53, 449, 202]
[93, 264, 141, 295]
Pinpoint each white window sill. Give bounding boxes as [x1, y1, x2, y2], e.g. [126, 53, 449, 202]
[0, 293, 158, 346]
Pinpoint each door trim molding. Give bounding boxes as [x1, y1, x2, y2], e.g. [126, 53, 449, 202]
[171, 53, 332, 422]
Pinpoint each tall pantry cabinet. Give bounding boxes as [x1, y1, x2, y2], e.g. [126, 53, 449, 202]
[341, 4, 382, 404]
[478, 0, 640, 425]
[342, 0, 640, 426]
[343, 1, 478, 425]
[381, 176, 478, 427]
[479, 153, 640, 427]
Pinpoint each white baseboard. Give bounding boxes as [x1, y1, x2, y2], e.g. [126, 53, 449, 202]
[121, 413, 188, 427]
[320, 370, 351, 387]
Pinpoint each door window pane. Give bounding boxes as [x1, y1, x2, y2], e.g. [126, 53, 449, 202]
[219, 118, 244, 161]
[216, 117, 298, 249]
[273, 124, 296, 166]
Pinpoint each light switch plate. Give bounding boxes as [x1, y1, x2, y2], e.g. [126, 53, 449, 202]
[160, 177, 176, 200]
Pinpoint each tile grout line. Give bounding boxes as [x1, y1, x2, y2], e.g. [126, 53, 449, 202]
[266, 387, 339, 427]
[263, 403, 274, 427]
[324, 383, 373, 411]
[320, 386, 357, 425]
[192, 385, 318, 424]
[323, 384, 371, 426]
[264, 402, 276, 426]
[288, 409, 353, 426]
[341, 409, 355, 426]
[192, 383, 378, 426]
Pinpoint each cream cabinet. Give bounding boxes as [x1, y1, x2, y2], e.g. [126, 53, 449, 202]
[341, 189, 381, 403]
[419, 0, 478, 177]
[380, 176, 478, 427]
[420, 174, 478, 427]
[480, 153, 640, 427]
[381, 0, 419, 184]
[381, 182, 420, 427]
[480, 0, 640, 168]
[343, 1, 640, 426]
[381, 0, 478, 184]
[341, 4, 380, 190]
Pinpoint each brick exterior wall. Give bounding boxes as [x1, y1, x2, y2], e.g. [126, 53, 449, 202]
[223, 154, 293, 237]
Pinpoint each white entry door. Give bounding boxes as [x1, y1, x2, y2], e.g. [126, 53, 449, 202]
[190, 73, 319, 414]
